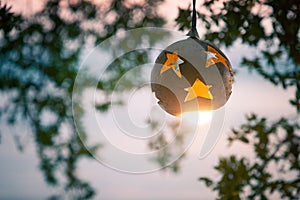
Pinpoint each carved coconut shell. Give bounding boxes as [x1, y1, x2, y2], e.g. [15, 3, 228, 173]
[151, 37, 234, 116]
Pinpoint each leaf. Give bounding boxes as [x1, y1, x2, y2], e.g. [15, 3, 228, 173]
[95, 102, 111, 112]
[239, 136, 249, 143]
[199, 177, 214, 187]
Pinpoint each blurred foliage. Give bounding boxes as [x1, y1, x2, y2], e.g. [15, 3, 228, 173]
[0, 2, 22, 33]
[200, 114, 300, 199]
[180, 0, 300, 199]
[147, 120, 187, 173]
[0, 0, 165, 199]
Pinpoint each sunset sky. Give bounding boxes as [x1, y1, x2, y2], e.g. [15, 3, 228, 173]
[0, 0, 295, 199]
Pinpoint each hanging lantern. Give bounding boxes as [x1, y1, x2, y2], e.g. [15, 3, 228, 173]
[151, 0, 234, 116]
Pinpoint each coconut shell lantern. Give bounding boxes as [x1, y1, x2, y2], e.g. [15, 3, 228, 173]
[151, 38, 234, 116]
[151, 0, 233, 116]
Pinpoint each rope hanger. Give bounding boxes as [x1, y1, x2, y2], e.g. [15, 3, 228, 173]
[187, 0, 199, 38]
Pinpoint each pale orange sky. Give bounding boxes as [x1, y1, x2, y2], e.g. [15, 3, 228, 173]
[3, 0, 189, 21]
[0, 1, 293, 200]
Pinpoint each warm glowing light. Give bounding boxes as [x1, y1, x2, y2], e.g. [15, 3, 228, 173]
[181, 111, 213, 125]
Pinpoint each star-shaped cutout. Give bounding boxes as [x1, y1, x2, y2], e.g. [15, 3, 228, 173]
[160, 51, 184, 78]
[184, 78, 213, 102]
[205, 45, 230, 70]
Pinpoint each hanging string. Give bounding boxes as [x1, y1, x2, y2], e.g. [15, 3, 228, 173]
[187, 0, 199, 38]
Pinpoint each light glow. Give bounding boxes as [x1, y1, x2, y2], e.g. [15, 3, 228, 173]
[181, 111, 213, 125]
